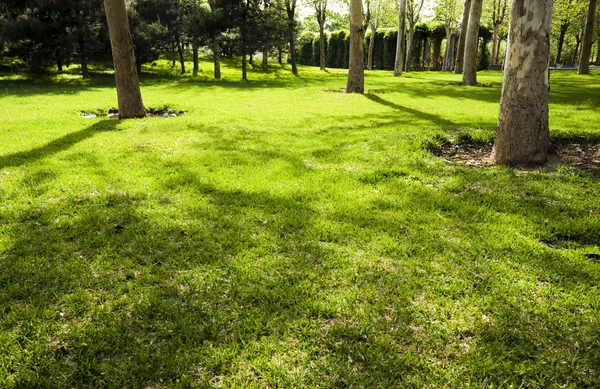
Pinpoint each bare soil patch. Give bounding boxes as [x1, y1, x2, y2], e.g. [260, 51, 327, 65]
[79, 107, 185, 119]
[432, 141, 600, 171]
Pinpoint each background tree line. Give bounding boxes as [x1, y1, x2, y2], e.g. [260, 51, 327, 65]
[0, 0, 598, 78]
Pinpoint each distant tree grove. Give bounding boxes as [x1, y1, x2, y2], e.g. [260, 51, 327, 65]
[0, 0, 597, 79]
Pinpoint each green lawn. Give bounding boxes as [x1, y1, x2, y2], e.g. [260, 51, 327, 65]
[1, 59, 599, 388]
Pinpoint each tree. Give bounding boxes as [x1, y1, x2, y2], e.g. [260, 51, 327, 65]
[434, 0, 461, 71]
[394, 0, 407, 76]
[346, 0, 364, 92]
[454, 0, 471, 73]
[404, 0, 425, 72]
[578, 0, 598, 73]
[492, 0, 554, 165]
[284, 0, 299, 75]
[461, 0, 483, 85]
[552, 0, 586, 66]
[487, 0, 508, 65]
[313, 0, 327, 70]
[103, 0, 146, 119]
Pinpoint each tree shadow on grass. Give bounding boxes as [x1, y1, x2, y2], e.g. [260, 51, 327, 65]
[0, 120, 117, 169]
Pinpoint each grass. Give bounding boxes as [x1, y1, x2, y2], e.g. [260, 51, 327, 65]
[1, 58, 600, 388]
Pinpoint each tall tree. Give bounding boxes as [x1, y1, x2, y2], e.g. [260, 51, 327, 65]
[314, 0, 327, 70]
[284, 0, 298, 75]
[461, 0, 483, 85]
[492, 0, 554, 165]
[346, 0, 364, 92]
[103, 0, 146, 119]
[394, 0, 407, 76]
[578, 0, 598, 73]
[435, 0, 461, 71]
[488, 0, 508, 64]
[454, 0, 471, 73]
[404, 0, 425, 71]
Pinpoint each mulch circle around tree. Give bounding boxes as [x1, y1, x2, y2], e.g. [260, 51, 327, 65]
[433, 141, 600, 171]
[79, 107, 185, 119]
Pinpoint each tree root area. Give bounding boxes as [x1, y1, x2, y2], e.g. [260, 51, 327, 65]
[433, 141, 600, 171]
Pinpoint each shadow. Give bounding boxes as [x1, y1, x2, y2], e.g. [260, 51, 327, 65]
[364, 93, 458, 128]
[0, 120, 117, 169]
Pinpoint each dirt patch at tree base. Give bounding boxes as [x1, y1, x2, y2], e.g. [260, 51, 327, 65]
[79, 107, 185, 119]
[433, 142, 600, 171]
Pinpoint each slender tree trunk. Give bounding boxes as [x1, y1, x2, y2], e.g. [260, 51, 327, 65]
[443, 31, 451, 71]
[444, 34, 456, 71]
[177, 38, 185, 74]
[319, 21, 326, 70]
[555, 23, 568, 66]
[242, 53, 247, 80]
[262, 48, 268, 70]
[56, 51, 63, 73]
[171, 42, 176, 68]
[278, 46, 283, 64]
[578, 0, 597, 74]
[461, 0, 483, 85]
[368, 28, 376, 70]
[212, 35, 221, 79]
[103, 0, 145, 119]
[492, 0, 554, 166]
[288, 23, 298, 75]
[455, 0, 471, 73]
[249, 53, 254, 65]
[74, 0, 90, 79]
[346, 0, 364, 93]
[573, 36, 582, 63]
[394, 0, 407, 76]
[491, 23, 501, 64]
[192, 40, 199, 76]
[596, 39, 600, 65]
[404, 29, 414, 72]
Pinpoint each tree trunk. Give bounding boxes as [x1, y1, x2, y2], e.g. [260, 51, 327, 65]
[491, 22, 501, 64]
[242, 53, 247, 81]
[171, 42, 176, 68]
[596, 39, 600, 65]
[212, 35, 221, 79]
[319, 20, 326, 70]
[461, 0, 483, 86]
[74, 1, 90, 79]
[555, 23, 568, 66]
[573, 35, 582, 63]
[454, 0, 471, 73]
[192, 40, 199, 76]
[278, 46, 283, 64]
[404, 29, 414, 72]
[492, 0, 554, 166]
[249, 53, 253, 65]
[288, 23, 298, 75]
[262, 48, 268, 71]
[444, 34, 456, 71]
[368, 28, 376, 70]
[177, 38, 185, 74]
[103, 0, 145, 119]
[56, 51, 63, 73]
[578, 0, 597, 74]
[394, 0, 407, 76]
[346, 0, 364, 93]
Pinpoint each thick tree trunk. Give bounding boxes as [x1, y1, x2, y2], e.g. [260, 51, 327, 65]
[346, 0, 364, 93]
[368, 28, 376, 70]
[454, 0, 471, 73]
[461, 0, 483, 85]
[404, 30, 414, 72]
[319, 21, 326, 70]
[394, 0, 407, 76]
[578, 0, 597, 74]
[192, 40, 199, 76]
[262, 48, 268, 71]
[212, 36, 221, 79]
[555, 23, 568, 66]
[103, 0, 145, 119]
[491, 23, 501, 64]
[492, 0, 554, 166]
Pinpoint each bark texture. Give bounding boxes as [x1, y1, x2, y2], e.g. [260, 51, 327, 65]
[316, 1, 327, 70]
[454, 0, 471, 74]
[461, 0, 483, 85]
[212, 36, 221, 79]
[578, 0, 598, 74]
[346, 0, 364, 93]
[394, 0, 406, 76]
[492, 0, 554, 166]
[103, 0, 145, 119]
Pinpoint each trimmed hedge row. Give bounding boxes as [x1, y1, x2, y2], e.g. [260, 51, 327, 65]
[298, 24, 494, 71]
